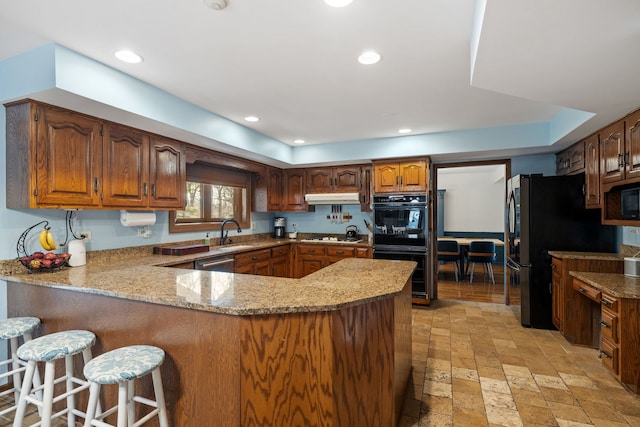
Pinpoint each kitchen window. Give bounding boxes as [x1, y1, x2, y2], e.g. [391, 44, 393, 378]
[169, 163, 251, 232]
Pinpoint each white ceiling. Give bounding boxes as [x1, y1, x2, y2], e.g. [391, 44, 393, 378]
[1, 0, 640, 162]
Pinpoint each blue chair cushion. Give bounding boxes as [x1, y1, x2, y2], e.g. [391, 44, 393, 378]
[84, 345, 165, 384]
[17, 330, 96, 362]
[468, 241, 496, 263]
[0, 317, 40, 340]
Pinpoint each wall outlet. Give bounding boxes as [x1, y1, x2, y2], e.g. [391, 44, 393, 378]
[79, 231, 91, 241]
[291, 223, 297, 228]
[251, 221, 256, 229]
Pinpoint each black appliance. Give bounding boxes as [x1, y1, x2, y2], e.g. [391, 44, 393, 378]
[621, 186, 640, 219]
[506, 174, 616, 329]
[372, 194, 429, 299]
[273, 217, 286, 239]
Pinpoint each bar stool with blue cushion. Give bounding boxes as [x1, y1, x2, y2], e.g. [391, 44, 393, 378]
[437, 240, 462, 282]
[83, 345, 169, 427]
[467, 241, 497, 284]
[13, 329, 96, 427]
[0, 316, 42, 418]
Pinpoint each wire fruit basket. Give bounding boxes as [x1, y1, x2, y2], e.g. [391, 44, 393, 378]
[17, 221, 71, 273]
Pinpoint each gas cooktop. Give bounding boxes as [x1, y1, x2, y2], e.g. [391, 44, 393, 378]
[299, 237, 363, 244]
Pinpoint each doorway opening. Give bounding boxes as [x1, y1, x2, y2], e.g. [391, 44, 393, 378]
[432, 159, 516, 306]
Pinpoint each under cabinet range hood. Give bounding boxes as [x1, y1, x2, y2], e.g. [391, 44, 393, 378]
[304, 193, 361, 205]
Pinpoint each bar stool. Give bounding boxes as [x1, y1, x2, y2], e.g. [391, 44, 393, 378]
[83, 345, 169, 427]
[13, 329, 96, 427]
[0, 316, 41, 417]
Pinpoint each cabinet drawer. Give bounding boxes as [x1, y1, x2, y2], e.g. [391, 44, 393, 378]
[355, 247, 371, 258]
[600, 338, 619, 375]
[326, 246, 355, 257]
[271, 246, 290, 257]
[572, 279, 601, 302]
[600, 293, 618, 313]
[297, 245, 326, 256]
[235, 249, 271, 266]
[600, 307, 619, 344]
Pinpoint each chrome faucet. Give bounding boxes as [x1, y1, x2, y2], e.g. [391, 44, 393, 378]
[220, 219, 242, 245]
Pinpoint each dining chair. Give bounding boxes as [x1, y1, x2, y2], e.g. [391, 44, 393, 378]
[467, 241, 497, 284]
[437, 240, 462, 282]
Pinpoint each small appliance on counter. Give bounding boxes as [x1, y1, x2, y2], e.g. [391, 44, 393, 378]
[273, 217, 286, 239]
[67, 239, 86, 267]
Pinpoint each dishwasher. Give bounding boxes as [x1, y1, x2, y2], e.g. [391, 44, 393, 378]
[194, 256, 235, 272]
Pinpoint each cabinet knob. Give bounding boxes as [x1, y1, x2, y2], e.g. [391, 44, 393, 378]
[600, 320, 611, 329]
[600, 349, 613, 360]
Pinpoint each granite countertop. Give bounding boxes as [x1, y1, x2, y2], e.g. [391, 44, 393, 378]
[547, 251, 624, 261]
[0, 241, 414, 316]
[569, 271, 640, 299]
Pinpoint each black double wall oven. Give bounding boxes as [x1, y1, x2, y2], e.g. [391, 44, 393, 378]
[372, 194, 429, 300]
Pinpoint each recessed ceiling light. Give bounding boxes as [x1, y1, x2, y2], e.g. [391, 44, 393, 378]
[357, 50, 381, 65]
[294, 139, 305, 144]
[244, 116, 259, 122]
[203, 0, 227, 10]
[114, 50, 143, 64]
[324, 0, 353, 7]
[398, 128, 412, 134]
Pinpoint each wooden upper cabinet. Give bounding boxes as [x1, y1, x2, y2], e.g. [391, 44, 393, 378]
[282, 169, 308, 211]
[584, 133, 602, 208]
[625, 109, 640, 184]
[556, 141, 585, 176]
[102, 123, 149, 207]
[306, 166, 361, 193]
[601, 120, 626, 186]
[373, 159, 428, 193]
[100, 125, 185, 209]
[5, 100, 185, 210]
[6, 100, 102, 209]
[148, 136, 185, 208]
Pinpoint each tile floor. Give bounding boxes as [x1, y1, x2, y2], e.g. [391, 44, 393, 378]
[2, 299, 639, 426]
[401, 299, 640, 427]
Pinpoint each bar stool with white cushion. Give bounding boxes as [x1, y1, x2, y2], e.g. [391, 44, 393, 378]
[83, 345, 169, 427]
[13, 329, 96, 427]
[0, 316, 41, 417]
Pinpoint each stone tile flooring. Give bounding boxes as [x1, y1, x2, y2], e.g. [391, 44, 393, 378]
[401, 299, 640, 426]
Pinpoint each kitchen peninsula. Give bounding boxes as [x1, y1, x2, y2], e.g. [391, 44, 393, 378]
[1, 246, 414, 426]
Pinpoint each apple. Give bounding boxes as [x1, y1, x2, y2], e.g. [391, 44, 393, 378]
[44, 252, 57, 260]
[31, 252, 44, 259]
[53, 257, 66, 267]
[41, 259, 53, 268]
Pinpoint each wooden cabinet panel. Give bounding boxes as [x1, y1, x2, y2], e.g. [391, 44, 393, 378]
[282, 169, 308, 212]
[373, 159, 428, 194]
[271, 246, 290, 277]
[306, 166, 362, 193]
[102, 123, 149, 207]
[557, 141, 585, 176]
[585, 134, 601, 208]
[6, 101, 103, 208]
[625, 109, 640, 183]
[267, 167, 283, 211]
[306, 168, 333, 193]
[601, 307, 618, 344]
[551, 257, 564, 331]
[148, 136, 185, 208]
[601, 337, 619, 375]
[235, 249, 272, 276]
[573, 279, 601, 302]
[601, 120, 626, 185]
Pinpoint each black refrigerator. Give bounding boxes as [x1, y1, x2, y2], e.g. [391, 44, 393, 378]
[506, 174, 616, 329]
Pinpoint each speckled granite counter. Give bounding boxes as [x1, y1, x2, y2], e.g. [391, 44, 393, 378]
[0, 242, 413, 315]
[547, 250, 624, 261]
[569, 271, 640, 299]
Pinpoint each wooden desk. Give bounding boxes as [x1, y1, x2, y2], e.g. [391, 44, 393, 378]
[437, 238, 504, 278]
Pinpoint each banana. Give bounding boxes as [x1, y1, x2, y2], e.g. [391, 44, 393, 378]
[38, 228, 56, 251]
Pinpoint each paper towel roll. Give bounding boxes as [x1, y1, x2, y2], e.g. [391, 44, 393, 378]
[120, 210, 156, 227]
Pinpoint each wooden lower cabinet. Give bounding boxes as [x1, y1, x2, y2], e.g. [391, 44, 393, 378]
[294, 244, 372, 278]
[235, 249, 271, 275]
[271, 246, 290, 277]
[550, 255, 622, 344]
[572, 278, 640, 393]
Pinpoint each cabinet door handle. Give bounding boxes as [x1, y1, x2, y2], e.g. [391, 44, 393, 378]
[143, 183, 148, 196]
[308, 249, 315, 253]
[251, 256, 259, 260]
[151, 183, 156, 197]
[336, 251, 344, 255]
[624, 151, 630, 166]
[93, 177, 99, 193]
[578, 287, 586, 293]
[618, 153, 625, 168]
[600, 349, 613, 360]
[600, 321, 611, 329]
[601, 299, 612, 306]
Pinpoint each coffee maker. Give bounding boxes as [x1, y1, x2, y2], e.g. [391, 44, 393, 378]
[273, 217, 286, 239]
